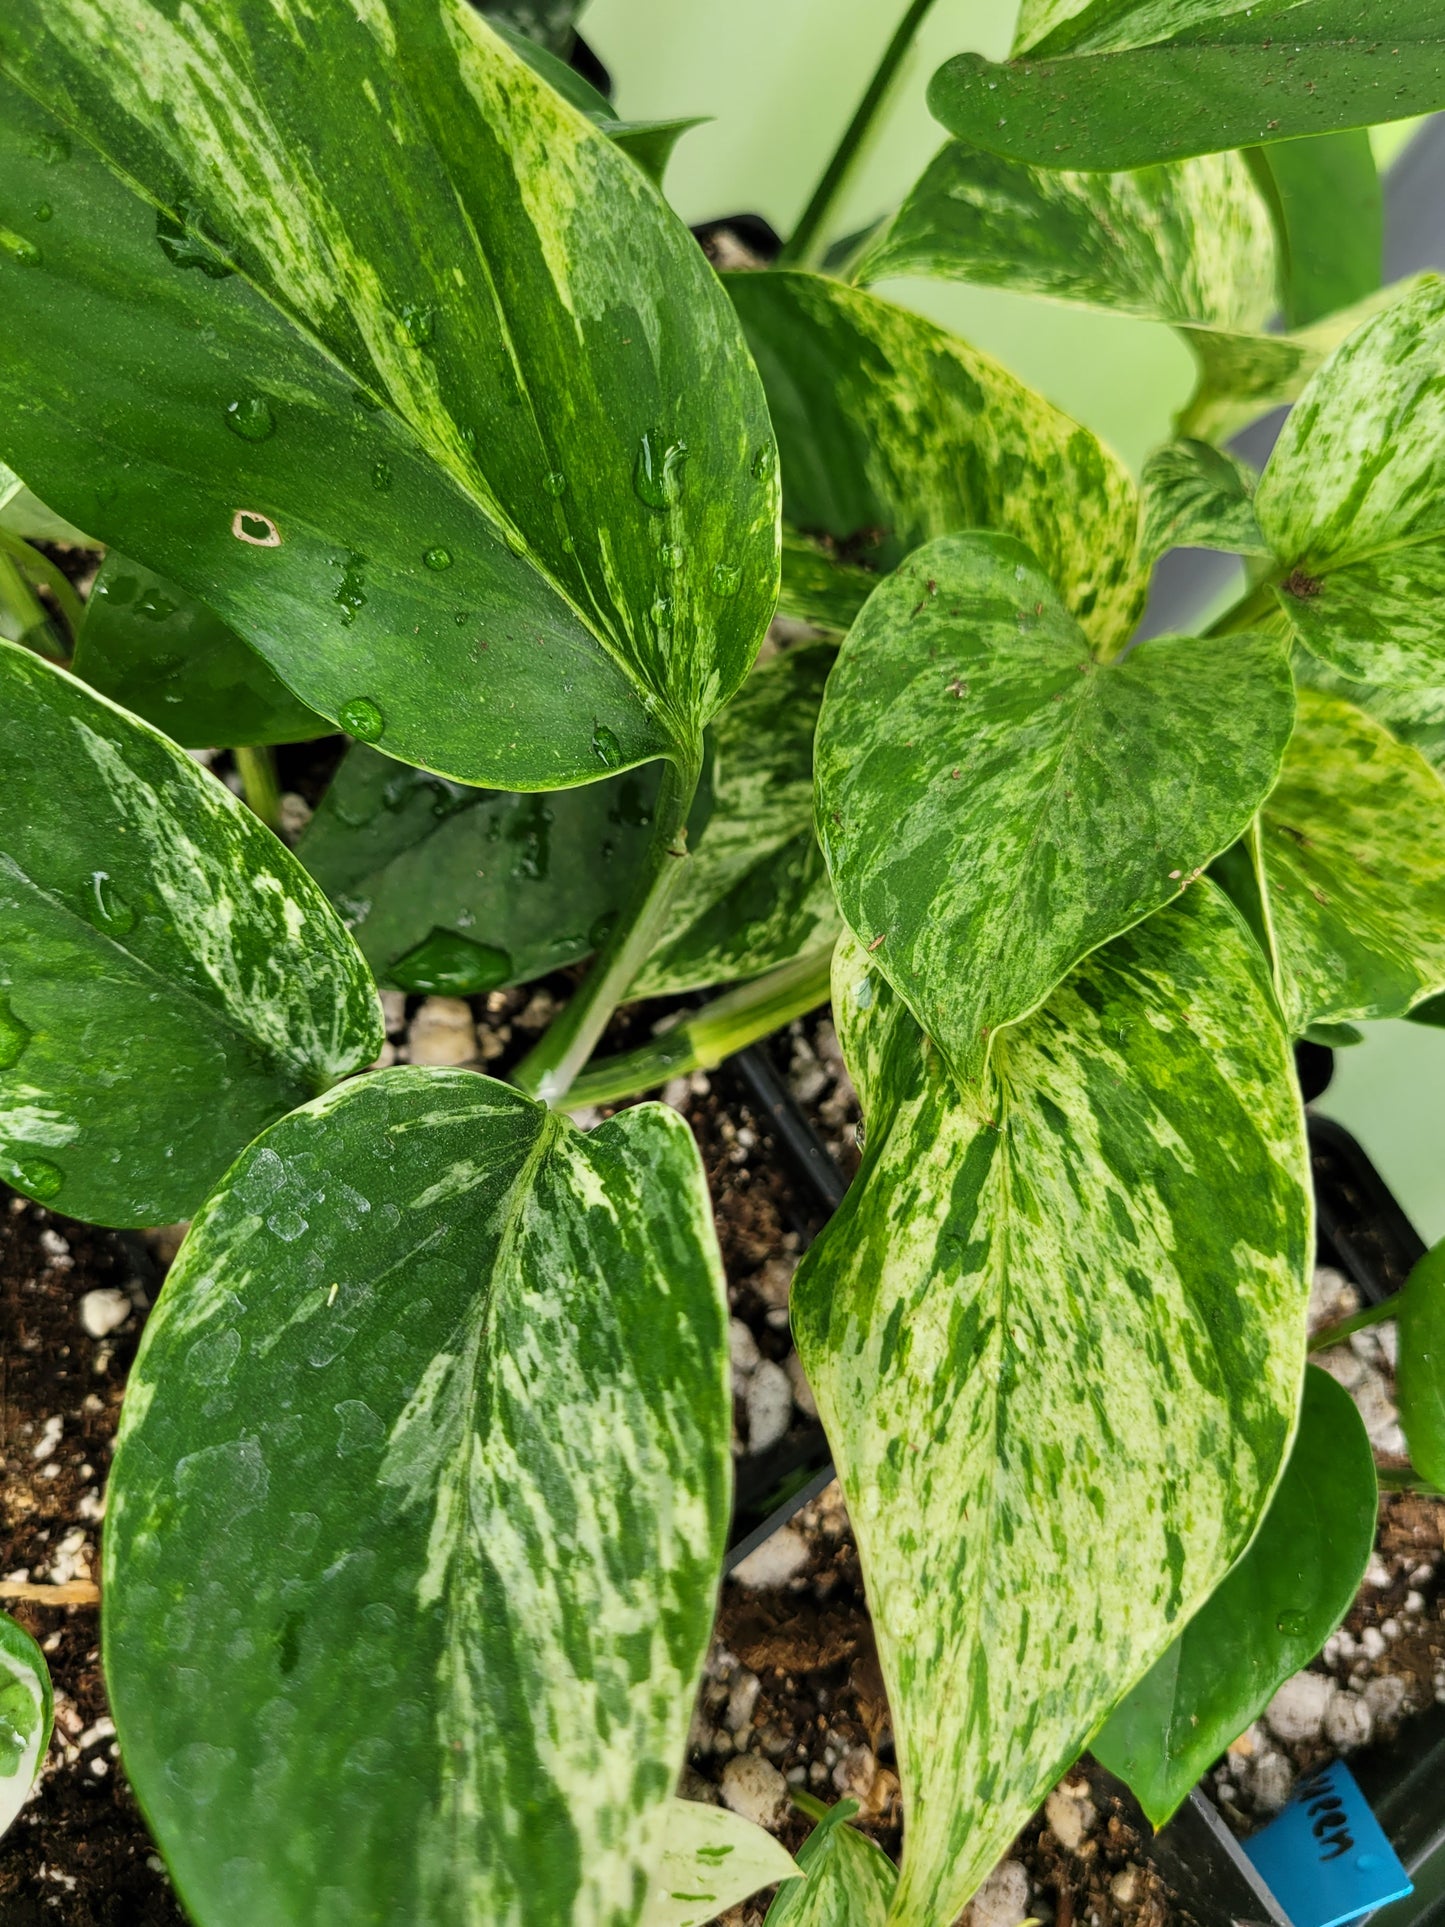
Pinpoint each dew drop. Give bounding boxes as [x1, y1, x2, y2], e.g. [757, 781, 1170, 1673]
[334, 553, 367, 627]
[422, 546, 453, 571]
[389, 929, 512, 996]
[633, 430, 688, 511]
[31, 132, 70, 165]
[659, 542, 684, 571]
[752, 444, 776, 481]
[11, 1155, 62, 1201]
[588, 910, 617, 951]
[592, 724, 622, 769]
[90, 871, 136, 935]
[542, 470, 568, 498]
[156, 202, 235, 279]
[1275, 1607, 1309, 1637]
[651, 593, 674, 629]
[371, 460, 393, 492]
[225, 397, 276, 443]
[33, 203, 53, 224]
[400, 302, 436, 347]
[0, 997, 32, 1073]
[339, 697, 384, 743]
[710, 561, 742, 599]
[0, 230, 41, 267]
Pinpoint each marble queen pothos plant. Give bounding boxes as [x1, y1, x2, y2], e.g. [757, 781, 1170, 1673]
[2, 0, 1445, 1921]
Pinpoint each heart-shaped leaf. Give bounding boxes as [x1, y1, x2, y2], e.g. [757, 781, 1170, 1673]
[0, 641, 380, 1226]
[1254, 685, 1445, 1031]
[642, 1801, 799, 1927]
[0, 5, 777, 786]
[814, 534, 1295, 1095]
[726, 272, 1145, 655]
[73, 555, 329, 749]
[0, 1610, 52, 1841]
[1252, 131, 1382, 328]
[1094, 1364, 1376, 1825]
[794, 887, 1311, 1927]
[1398, 1238, 1445, 1491]
[105, 1067, 731, 1926]
[1139, 440, 1268, 567]
[764, 1800, 897, 1926]
[929, 5, 1445, 172]
[1258, 277, 1445, 686]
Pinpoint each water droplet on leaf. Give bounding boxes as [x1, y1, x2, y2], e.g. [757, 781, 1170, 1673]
[334, 554, 367, 627]
[752, 444, 775, 480]
[156, 201, 236, 278]
[542, 470, 567, 498]
[422, 546, 453, 571]
[1276, 1608, 1309, 1637]
[659, 542, 683, 571]
[588, 911, 617, 950]
[10, 1155, 62, 1200]
[33, 203, 53, 223]
[710, 561, 742, 598]
[0, 997, 31, 1072]
[633, 430, 688, 511]
[390, 929, 512, 996]
[371, 460, 393, 492]
[339, 697, 384, 742]
[90, 872, 136, 935]
[31, 132, 70, 164]
[592, 724, 622, 769]
[225, 397, 276, 443]
[400, 302, 436, 347]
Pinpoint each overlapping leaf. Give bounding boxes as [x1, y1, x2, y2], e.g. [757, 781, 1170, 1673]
[726, 273, 1145, 654]
[1258, 277, 1445, 686]
[930, 3, 1445, 171]
[1255, 686, 1445, 1031]
[0, 3, 777, 787]
[105, 1068, 731, 1926]
[0, 642, 380, 1226]
[1094, 1365, 1375, 1824]
[1251, 131, 1382, 328]
[794, 889, 1311, 1926]
[1399, 1239, 1445, 1491]
[74, 554, 329, 749]
[764, 1801, 896, 1927]
[0, 1611, 51, 1841]
[1292, 645, 1445, 779]
[642, 1802, 799, 1927]
[0, 460, 92, 545]
[814, 534, 1294, 1095]
[1139, 440, 1268, 566]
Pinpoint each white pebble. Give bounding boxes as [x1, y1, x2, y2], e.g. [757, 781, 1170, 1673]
[1406, 1591, 1426, 1616]
[380, 990, 407, 1034]
[79, 1288, 131, 1339]
[1381, 1617, 1402, 1641]
[1044, 1780, 1096, 1852]
[730, 1526, 810, 1591]
[786, 1351, 819, 1420]
[277, 791, 312, 842]
[1361, 1626, 1387, 1660]
[746, 1359, 793, 1454]
[726, 1670, 761, 1734]
[1265, 1671, 1333, 1745]
[1362, 1674, 1408, 1726]
[407, 997, 476, 1067]
[719, 1753, 788, 1830]
[964, 1859, 1032, 1927]
[1324, 1689, 1373, 1750]
[729, 1318, 761, 1387]
[1250, 1750, 1296, 1815]
[30, 1414, 63, 1462]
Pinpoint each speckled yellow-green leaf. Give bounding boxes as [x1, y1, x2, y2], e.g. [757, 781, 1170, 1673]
[633, 643, 841, 996]
[641, 1801, 799, 1927]
[0, 2, 777, 788]
[726, 273, 1144, 655]
[795, 889, 1311, 1927]
[814, 534, 1295, 1097]
[104, 1067, 731, 1926]
[1293, 642, 1445, 779]
[0, 641, 381, 1227]
[1139, 441, 1269, 567]
[932, 2, 1445, 171]
[0, 1610, 52, 1842]
[764, 1800, 896, 1927]
[1257, 277, 1445, 687]
[776, 529, 880, 638]
[856, 142, 1277, 337]
[1255, 685, 1445, 1032]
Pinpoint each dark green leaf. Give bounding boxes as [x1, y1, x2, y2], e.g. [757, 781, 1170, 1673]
[726, 272, 1146, 654]
[105, 1068, 731, 1925]
[795, 888, 1311, 1926]
[1139, 440, 1268, 567]
[0, 1610, 52, 1840]
[1256, 685, 1445, 1030]
[0, 640, 381, 1225]
[1398, 1238, 1445, 1490]
[0, 460, 93, 545]
[929, 6, 1445, 172]
[73, 553, 329, 749]
[1094, 1366, 1376, 1825]
[814, 534, 1295, 1095]
[1249, 131, 1382, 328]
[764, 1800, 896, 1926]
[0, 6, 777, 786]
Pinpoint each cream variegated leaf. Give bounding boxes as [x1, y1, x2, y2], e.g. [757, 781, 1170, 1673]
[641, 1801, 799, 1927]
[0, 1611, 52, 1841]
[763, 1801, 897, 1927]
[105, 1069, 732, 1926]
[1255, 686, 1445, 1031]
[796, 890, 1311, 1927]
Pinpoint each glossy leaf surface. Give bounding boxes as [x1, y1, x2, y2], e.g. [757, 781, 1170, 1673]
[1139, 440, 1268, 566]
[857, 142, 1276, 333]
[1259, 277, 1445, 685]
[0, 1611, 52, 1841]
[73, 554, 329, 749]
[764, 1801, 896, 1927]
[642, 1801, 799, 1927]
[1252, 131, 1382, 328]
[1258, 687, 1445, 1031]
[930, 6, 1445, 172]
[1398, 1239, 1445, 1491]
[105, 1068, 731, 1926]
[0, 461, 92, 545]
[0, 642, 380, 1226]
[0, 5, 777, 786]
[1094, 1366, 1375, 1825]
[795, 889, 1311, 1926]
[726, 273, 1145, 654]
[815, 535, 1294, 1095]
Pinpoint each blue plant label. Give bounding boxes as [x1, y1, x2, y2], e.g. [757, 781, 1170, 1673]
[1242, 1759, 1412, 1927]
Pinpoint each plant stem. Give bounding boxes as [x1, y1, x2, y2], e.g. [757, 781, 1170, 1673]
[512, 748, 702, 1107]
[233, 745, 282, 831]
[776, 0, 941, 271]
[1201, 575, 1282, 639]
[0, 527, 84, 651]
[1376, 1464, 1443, 1496]
[1309, 1296, 1399, 1353]
[562, 948, 835, 1110]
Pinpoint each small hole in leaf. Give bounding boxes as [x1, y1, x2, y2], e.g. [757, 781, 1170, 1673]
[232, 509, 282, 547]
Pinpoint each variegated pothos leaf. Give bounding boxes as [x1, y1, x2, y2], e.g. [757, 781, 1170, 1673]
[104, 1069, 732, 1926]
[1139, 440, 1268, 567]
[0, 641, 380, 1226]
[763, 1801, 897, 1927]
[0, 1610, 52, 1841]
[641, 1801, 799, 1927]
[796, 888, 1311, 1926]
